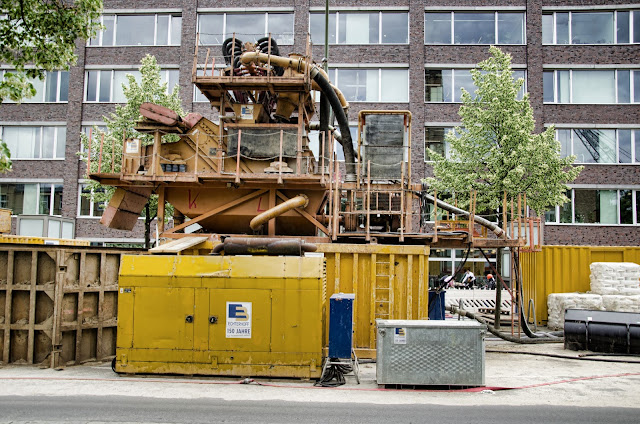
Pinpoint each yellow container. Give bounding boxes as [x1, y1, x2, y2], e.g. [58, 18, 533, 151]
[114, 255, 325, 378]
[521, 245, 640, 325]
[0, 234, 90, 246]
[316, 243, 430, 358]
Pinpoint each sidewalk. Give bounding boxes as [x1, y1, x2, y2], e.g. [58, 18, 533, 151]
[1, 340, 639, 408]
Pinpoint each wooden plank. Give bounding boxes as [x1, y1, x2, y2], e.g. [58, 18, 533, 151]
[2, 250, 13, 363]
[75, 252, 85, 364]
[27, 251, 37, 364]
[150, 236, 209, 254]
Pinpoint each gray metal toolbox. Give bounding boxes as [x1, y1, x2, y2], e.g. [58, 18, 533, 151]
[376, 319, 486, 386]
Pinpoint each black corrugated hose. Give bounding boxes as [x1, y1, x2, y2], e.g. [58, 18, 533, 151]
[314, 360, 353, 387]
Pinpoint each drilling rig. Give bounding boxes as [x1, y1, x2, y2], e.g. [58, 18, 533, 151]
[89, 35, 526, 378]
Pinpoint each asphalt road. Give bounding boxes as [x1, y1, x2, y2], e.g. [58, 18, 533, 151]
[0, 396, 638, 424]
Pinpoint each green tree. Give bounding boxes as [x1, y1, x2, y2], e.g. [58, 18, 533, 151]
[0, 0, 103, 172]
[81, 54, 182, 248]
[425, 46, 582, 218]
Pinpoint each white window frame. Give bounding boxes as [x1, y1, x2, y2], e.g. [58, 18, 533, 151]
[424, 125, 456, 162]
[544, 69, 638, 104]
[543, 10, 638, 45]
[0, 125, 66, 160]
[424, 68, 527, 103]
[197, 12, 295, 45]
[89, 13, 182, 46]
[83, 68, 179, 103]
[545, 187, 640, 225]
[0, 70, 69, 103]
[555, 128, 640, 164]
[310, 11, 410, 45]
[77, 182, 105, 218]
[331, 67, 410, 103]
[424, 11, 526, 45]
[0, 181, 63, 216]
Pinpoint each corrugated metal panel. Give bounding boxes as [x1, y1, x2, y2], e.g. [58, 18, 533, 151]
[521, 246, 640, 325]
[316, 244, 430, 358]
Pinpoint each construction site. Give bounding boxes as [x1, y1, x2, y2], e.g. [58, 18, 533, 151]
[1, 33, 639, 394]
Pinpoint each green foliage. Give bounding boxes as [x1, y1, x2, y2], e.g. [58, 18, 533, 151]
[80, 55, 181, 242]
[0, 0, 102, 100]
[0, 0, 103, 172]
[425, 46, 582, 216]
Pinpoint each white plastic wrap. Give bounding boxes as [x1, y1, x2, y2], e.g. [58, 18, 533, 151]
[601, 295, 640, 313]
[589, 262, 640, 295]
[547, 293, 604, 330]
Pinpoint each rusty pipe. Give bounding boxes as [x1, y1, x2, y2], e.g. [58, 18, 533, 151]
[249, 194, 309, 231]
[240, 52, 349, 110]
[212, 237, 317, 256]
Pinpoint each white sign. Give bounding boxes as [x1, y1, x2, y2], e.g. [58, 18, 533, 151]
[240, 105, 254, 120]
[226, 301, 252, 338]
[125, 139, 140, 154]
[393, 327, 407, 344]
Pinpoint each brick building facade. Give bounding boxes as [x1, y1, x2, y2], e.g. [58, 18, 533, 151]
[1, 0, 639, 247]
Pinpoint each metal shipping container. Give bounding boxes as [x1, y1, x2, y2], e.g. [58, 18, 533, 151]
[521, 245, 640, 325]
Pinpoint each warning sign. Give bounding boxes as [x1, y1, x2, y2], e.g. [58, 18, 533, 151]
[394, 327, 406, 344]
[226, 302, 252, 338]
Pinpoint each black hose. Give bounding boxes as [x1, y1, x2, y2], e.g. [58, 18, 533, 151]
[513, 249, 540, 338]
[315, 360, 353, 387]
[311, 68, 356, 180]
[319, 93, 331, 161]
[446, 305, 563, 344]
[256, 37, 284, 76]
[222, 38, 243, 68]
[486, 349, 640, 364]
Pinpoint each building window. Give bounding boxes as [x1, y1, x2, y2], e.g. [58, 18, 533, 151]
[197, 12, 294, 45]
[89, 14, 181, 46]
[546, 189, 640, 225]
[79, 125, 107, 154]
[328, 68, 408, 102]
[78, 184, 105, 217]
[542, 10, 639, 44]
[307, 125, 357, 162]
[424, 127, 452, 161]
[544, 69, 639, 104]
[84, 69, 179, 103]
[425, 69, 526, 102]
[425, 12, 525, 45]
[1, 126, 66, 160]
[555, 129, 640, 164]
[0, 70, 69, 103]
[0, 183, 62, 215]
[310, 11, 408, 45]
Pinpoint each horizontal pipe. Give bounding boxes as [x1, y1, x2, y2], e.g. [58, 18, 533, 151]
[249, 194, 309, 231]
[421, 191, 506, 238]
[212, 237, 317, 256]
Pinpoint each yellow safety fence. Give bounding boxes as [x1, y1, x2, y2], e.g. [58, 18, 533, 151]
[521, 245, 640, 325]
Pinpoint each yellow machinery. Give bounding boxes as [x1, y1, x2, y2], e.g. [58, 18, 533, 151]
[114, 254, 325, 378]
